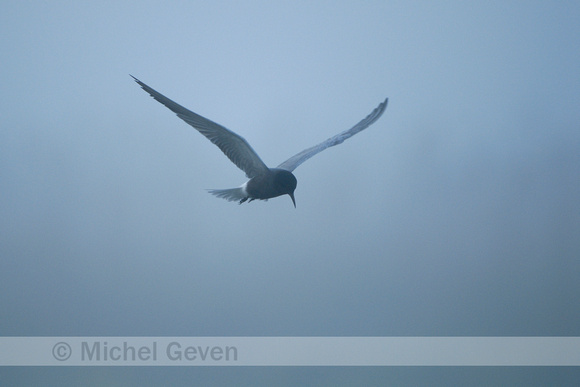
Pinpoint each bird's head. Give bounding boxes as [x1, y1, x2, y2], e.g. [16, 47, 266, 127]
[273, 169, 297, 208]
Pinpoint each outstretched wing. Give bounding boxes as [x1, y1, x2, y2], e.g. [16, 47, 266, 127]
[277, 98, 388, 172]
[132, 76, 269, 178]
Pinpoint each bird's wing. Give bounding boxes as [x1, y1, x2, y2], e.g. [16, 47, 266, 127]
[132, 76, 269, 178]
[276, 98, 388, 172]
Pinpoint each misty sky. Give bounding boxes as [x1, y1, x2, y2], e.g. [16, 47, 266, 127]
[1, 1, 579, 385]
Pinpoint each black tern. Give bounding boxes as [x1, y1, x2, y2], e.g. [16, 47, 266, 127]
[132, 76, 388, 207]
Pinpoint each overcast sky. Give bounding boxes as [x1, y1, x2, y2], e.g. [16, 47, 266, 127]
[1, 1, 579, 385]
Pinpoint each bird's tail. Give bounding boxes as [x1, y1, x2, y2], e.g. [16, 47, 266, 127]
[207, 187, 248, 203]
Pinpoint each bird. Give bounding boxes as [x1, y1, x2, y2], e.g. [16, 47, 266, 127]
[131, 75, 388, 207]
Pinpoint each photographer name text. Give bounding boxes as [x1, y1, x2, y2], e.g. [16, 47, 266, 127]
[76, 341, 238, 363]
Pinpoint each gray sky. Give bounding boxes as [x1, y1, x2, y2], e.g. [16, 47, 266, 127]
[1, 1, 579, 385]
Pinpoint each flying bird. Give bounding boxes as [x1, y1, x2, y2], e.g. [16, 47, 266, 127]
[131, 76, 388, 207]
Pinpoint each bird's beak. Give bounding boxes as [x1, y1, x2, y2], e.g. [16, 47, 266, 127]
[289, 192, 296, 208]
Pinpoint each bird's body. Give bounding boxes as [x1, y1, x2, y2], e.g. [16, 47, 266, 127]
[131, 76, 388, 207]
[209, 168, 298, 205]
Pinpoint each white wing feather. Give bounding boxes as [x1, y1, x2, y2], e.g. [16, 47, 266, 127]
[277, 98, 388, 172]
